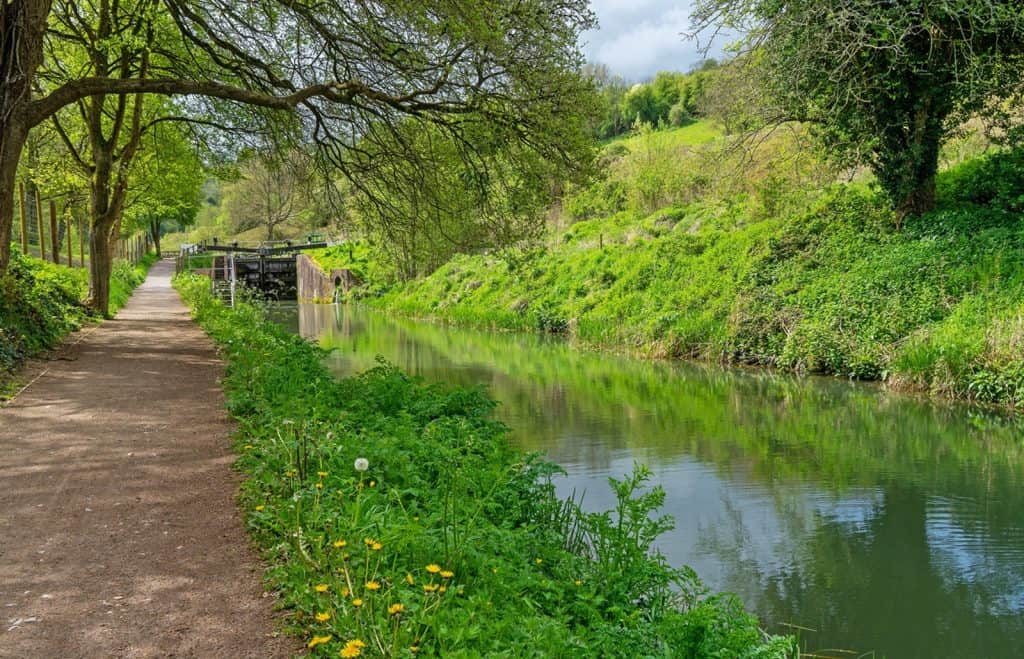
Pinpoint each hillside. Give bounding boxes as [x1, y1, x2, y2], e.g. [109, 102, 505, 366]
[361, 128, 1024, 408]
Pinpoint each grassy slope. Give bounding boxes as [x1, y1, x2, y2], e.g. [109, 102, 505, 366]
[1, 248, 158, 384]
[372, 130, 1024, 409]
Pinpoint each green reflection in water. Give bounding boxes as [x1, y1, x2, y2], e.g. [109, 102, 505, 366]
[275, 302, 1024, 659]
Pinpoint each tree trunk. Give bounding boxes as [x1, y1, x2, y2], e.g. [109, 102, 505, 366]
[896, 174, 937, 218]
[0, 120, 28, 271]
[0, 0, 55, 274]
[149, 218, 161, 255]
[88, 223, 114, 317]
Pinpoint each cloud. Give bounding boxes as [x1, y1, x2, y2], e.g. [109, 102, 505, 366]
[581, 0, 724, 81]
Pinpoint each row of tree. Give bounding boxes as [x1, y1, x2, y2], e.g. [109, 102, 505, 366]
[1, 0, 598, 314]
[585, 62, 719, 140]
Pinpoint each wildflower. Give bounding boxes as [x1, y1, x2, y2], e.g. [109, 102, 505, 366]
[316, 482, 324, 489]
[315, 611, 331, 622]
[307, 634, 332, 649]
[535, 558, 543, 565]
[351, 598, 363, 607]
[425, 564, 441, 574]
[243, 444, 254, 450]
[318, 471, 328, 477]
[388, 603, 404, 616]
[438, 585, 447, 594]
[574, 579, 582, 586]
[363, 537, 375, 546]
[370, 542, 382, 551]
[365, 581, 380, 591]
[255, 505, 265, 512]
[369, 480, 376, 487]
[423, 584, 439, 593]
[410, 646, 419, 653]
[440, 570, 454, 579]
[333, 539, 347, 549]
[341, 587, 350, 598]
[340, 645, 362, 658]
[315, 583, 329, 593]
[354, 458, 369, 472]
[405, 573, 414, 585]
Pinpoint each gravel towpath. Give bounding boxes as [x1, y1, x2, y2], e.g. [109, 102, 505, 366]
[0, 259, 296, 658]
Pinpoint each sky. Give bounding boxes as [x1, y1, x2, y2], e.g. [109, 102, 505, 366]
[580, 0, 724, 82]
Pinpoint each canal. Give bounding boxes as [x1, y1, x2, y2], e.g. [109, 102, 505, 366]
[273, 302, 1024, 658]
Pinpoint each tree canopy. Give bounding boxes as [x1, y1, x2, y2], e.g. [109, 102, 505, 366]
[694, 0, 1024, 215]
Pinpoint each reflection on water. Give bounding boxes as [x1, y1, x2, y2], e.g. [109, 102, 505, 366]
[274, 302, 1024, 658]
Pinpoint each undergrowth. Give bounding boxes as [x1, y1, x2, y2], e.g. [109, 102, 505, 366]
[0, 246, 156, 377]
[175, 273, 795, 658]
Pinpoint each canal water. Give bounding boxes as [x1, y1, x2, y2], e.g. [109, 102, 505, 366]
[274, 302, 1024, 658]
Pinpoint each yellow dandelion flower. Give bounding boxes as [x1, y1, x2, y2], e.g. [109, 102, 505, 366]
[352, 598, 363, 607]
[307, 634, 332, 648]
[365, 581, 381, 591]
[349, 640, 366, 648]
[370, 542, 382, 551]
[410, 646, 419, 653]
[440, 570, 454, 579]
[423, 584, 439, 593]
[333, 539, 347, 548]
[341, 587, 350, 598]
[340, 645, 362, 658]
[363, 537, 374, 546]
[574, 579, 582, 586]
[243, 444, 254, 450]
[315, 583, 329, 593]
[318, 471, 328, 477]
[535, 558, 543, 565]
[405, 573, 414, 585]
[425, 564, 441, 574]
[369, 480, 376, 487]
[387, 603, 404, 616]
[315, 611, 331, 622]
[254, 505, 265, 512]
[438, 585, 447, 594]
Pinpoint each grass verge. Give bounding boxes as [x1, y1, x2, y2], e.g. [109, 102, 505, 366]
[1, 247, 158, 396]
[174, 273, 796, 657]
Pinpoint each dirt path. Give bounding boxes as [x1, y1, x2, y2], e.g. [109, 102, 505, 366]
[0, 260, 298, 658]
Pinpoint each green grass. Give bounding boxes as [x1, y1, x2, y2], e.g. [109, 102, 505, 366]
[371, 148, 1024, 409]
[1, 246, 158, 379]
[174, 273, 796, 657]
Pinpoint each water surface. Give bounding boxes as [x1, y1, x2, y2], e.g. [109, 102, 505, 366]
[275, 303, 1024, 658]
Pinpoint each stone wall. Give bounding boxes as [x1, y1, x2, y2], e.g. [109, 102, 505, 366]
[296, 254, 361, 302]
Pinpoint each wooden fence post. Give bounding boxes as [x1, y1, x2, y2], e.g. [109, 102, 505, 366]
[18, 182, 28, 253]
[35, 189, 45, 260]
[49, 201, 59, 264]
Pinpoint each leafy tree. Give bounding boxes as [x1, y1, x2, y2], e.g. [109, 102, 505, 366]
[0, 0, 599, 293]
[220, 153, 307, 242]
[693, 0, 1024, 215]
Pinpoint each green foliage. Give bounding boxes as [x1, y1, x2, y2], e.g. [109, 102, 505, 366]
[695, 0, 1024, 214]
[372, 148, 1024, 408]
[174, 273, 794, 657]
[589, 65, 718, 140]
[0, 247, 155, 374]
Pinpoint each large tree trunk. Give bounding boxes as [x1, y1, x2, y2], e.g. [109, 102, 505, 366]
[0, 0, 54, 274]
[88, 220, 114, 317]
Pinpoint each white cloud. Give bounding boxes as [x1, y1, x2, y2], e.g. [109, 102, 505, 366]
[581, 0, 725, 81]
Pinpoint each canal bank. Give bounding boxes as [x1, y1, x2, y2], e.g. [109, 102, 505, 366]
[276, 301, 1024, 659]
